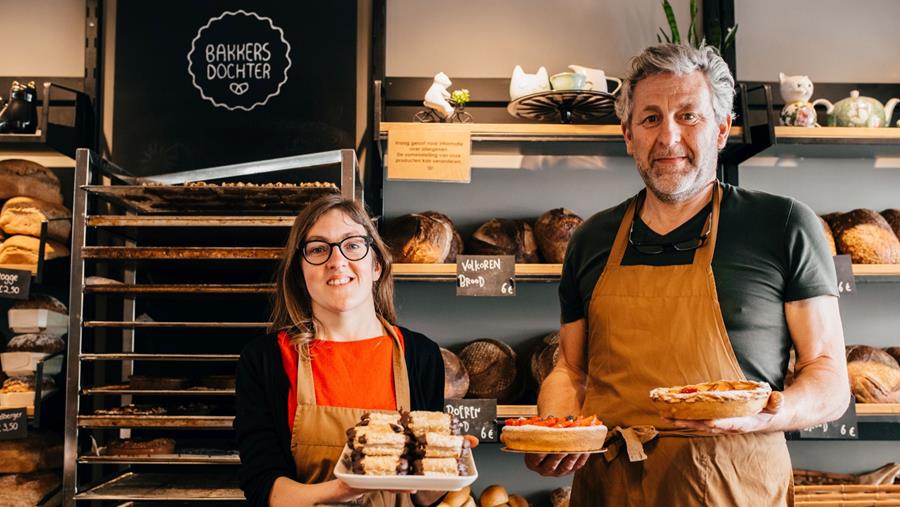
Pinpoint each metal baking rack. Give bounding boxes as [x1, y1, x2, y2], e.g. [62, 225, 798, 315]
[64, 148, 362, 505]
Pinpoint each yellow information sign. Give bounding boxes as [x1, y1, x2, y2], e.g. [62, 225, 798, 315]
[386, 124, 471, 183]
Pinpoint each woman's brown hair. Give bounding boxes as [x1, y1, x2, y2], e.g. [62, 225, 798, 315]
[270, 195, 396, 345]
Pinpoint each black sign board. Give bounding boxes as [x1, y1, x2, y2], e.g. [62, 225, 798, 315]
[456, 255, 515, 297]
[445, 399, 498, 442]
[0, 408, 27, 440]
[833, 255, 856, 296]
[798, 397, 857, 439]
[0, 267, 31, 300]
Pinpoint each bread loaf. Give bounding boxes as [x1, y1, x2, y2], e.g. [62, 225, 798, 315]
[467, 219, 540, 263]
[0, 234, 69, 269]
[551, 486, 572, 507]
[0, 159, 63, 205]
[819, 216, 837, 257]
[882, 209, 900, 239]
[885, 347, 900, 365]
[422, 211, 463, 262]
[11, 294, 67, 313]
[826, 209, 900, 264]
[530, 332, 560, 386]
[847, 344, 899, 369]
[534, 209, 583, 263]
[0, 197, 71, 243]
[848, 361, 900, 404]
[508, 495, 530, 507]
[7, 333, 65, 353]
[479, 485, 509, 507]
[384, 212, 460, 263]
[459, 339, 519, 402]
[441, 347, 469, 399]
[0, 472, 61, 507]
[0, 431, 63, 473]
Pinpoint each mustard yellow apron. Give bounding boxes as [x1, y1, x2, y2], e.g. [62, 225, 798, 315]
[571, 184, 793, 506]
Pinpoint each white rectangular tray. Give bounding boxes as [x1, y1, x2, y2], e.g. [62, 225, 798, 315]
[8, 308, 68, 335]
[333, 445, 477, 492]
[1, 352, 63, 376]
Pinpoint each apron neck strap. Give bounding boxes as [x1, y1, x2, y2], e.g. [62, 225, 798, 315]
[692, 182, 722, 267]
[295, 316, 411, 411]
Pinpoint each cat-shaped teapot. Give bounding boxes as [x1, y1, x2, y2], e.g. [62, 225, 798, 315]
[778, 73, 830, 127]
[814, 90, 899, 128]
[509, 65, 550, 101]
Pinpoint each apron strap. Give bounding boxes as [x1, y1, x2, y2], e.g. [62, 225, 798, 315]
[604, 426, 704, 463]
[607, 196, 639, 268]
[297, 341, 317, 405]
[692, 182, 723, 267]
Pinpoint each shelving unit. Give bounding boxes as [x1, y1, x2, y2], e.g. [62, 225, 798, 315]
[62, 148, 362, 505]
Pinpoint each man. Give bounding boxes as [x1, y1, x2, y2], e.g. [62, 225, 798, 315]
[525, 44, 849, 506]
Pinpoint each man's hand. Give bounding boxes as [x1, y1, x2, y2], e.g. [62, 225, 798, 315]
[666, 391, 785, 434]
[524, 452, 591, 477]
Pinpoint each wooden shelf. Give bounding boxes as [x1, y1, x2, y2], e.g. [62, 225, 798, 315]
[762, 126, 900, 158]
[380, 122, 744, 143]
[856, 403, 900, 416]
[87, 215, 296, 227]
[395, 263, 900, 282]
[82, 386, 234, 396]
[83, 320, 270, 329]
[84, 283, 275, 295]
[497, 405, 538, 418]
[78, 453, 239, 465]
[80, 353, 239, 362]
[74, 472, 243, 501]
[82, 246, 283, 260]
[78, 415, 234, 428]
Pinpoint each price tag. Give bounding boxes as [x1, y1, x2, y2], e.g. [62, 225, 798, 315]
[798, 396, 857, 439]
[445, 399, 498, 443]
[833, 255, 856, 297]
[0, 408, 27, 440]
[456, 255, 515, 297]
[0, 267, 30, 300]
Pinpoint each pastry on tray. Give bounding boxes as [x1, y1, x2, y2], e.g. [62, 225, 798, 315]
[500, 415, 607, 453]
[93, 404, 167, 416]
[649, 380, 772, 420]
[104, 437, 176, 456]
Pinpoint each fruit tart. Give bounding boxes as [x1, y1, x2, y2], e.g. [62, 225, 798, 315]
[649, 380, 772, 420]
[500, 415, 607, 452]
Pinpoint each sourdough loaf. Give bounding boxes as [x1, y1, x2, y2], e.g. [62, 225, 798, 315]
[0, 197, 71, 243]
[0, 159, 63, 205]
[534, 209, 583, 263]
[441, 347, 469, 399]
[882, 209, 900, 239]
[6, 333, 65, 353]
[384, 212, 459, 263]
[885, 347, 900, 365]
[847, 361, 900, 403]
[0, 472, 61, 507]
[847, 345, 899, 369]
[826, 209, 900, 264]
[458, 339, 519, 401]
[819, 216, 837, 257]
[467, 219, 540, 263]
[530, 332, 560, 386]
[11, 294, 67, 313]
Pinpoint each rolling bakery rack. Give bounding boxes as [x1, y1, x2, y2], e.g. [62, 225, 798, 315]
[63, 148, 361, 505]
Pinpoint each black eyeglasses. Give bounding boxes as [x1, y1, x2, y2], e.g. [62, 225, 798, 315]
[300, 235, 373, 265]
[628, 197, 712, 255]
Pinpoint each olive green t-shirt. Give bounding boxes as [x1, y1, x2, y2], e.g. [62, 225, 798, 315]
[559, 184, 838, 390]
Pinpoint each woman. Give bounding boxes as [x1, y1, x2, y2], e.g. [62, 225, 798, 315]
[235, 195, 446, 507]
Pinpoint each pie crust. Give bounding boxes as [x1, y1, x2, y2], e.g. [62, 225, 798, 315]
[500, 416, 607, 452]
[649, 380, 772, 420]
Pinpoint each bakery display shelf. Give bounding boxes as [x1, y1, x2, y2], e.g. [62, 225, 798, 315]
[794, 484, 900, 507]
[80, 353, 239, 361]
[74, 471, 244, 501]
[856, 403, 900, 416]
[81, 246, 283, 260]
[82, 385, 235, 396]
[83, 320, 271, 329]
[87, 215, 297, 227]
[77, 415, 234, 428]
[78, 453, 240, 465]
[761, 126, 900, 158]
[84, 283, 275, 294]
[0, 129, 44, 143]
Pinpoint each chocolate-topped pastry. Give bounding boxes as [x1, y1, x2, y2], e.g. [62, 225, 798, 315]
[411, 457, 464, 476]
[349, 454, 410, 475]
[359, 412, 402, 426]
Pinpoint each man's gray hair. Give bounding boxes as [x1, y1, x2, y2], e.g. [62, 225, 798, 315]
[615, 43, 735, 126]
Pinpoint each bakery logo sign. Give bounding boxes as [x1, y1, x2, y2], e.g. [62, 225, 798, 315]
[187, 10, 291, 111]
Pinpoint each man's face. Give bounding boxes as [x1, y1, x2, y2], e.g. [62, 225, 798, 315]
[622, 71, 731, 202]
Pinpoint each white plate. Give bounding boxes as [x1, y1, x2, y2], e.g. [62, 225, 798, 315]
[0, 352, 63, 376]
[8, 308, 69, 335]
[333, 445, 477, 492]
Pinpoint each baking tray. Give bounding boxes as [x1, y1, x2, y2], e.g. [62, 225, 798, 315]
[74, 471, 244, 501]
[83, 184, 338, 214]
[77, 415, 234, 428]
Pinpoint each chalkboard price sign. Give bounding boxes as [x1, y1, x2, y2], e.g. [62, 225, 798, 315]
[0, 267, 31, 300]
[798, 397, 857, 440]
[833, 255, 856, 297]
[0, 408, 27, 440]
[445, 399, 498, 442]
[456, 255, 516, 297]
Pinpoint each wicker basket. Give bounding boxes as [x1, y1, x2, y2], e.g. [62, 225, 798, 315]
[794, 484, 900, 506]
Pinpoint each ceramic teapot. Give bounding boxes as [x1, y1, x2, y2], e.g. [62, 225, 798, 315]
[815, 90, 899, 128]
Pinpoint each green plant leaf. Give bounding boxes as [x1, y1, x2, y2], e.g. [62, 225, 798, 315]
[688, 0, 698, 47]
[722, 24, 738, 50]
[662, 0, 681, 43]
[658, 26, 672, 44]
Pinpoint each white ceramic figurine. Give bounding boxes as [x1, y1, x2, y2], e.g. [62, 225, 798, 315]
[509, 65, 550, 101]
[424, 72, 454, 119]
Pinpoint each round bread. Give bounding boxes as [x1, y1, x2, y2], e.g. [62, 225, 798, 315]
[11, 294, 67, 314]
[0, 159, 63, 205]
[479, 485, 509, 507]
[104, 437, 176, 456]
[383, 212, 458, 263]
[534, 208, 583, 263]
[459, 339, 518, 402]
[848, 361, 900, 403]
[846, 345, 899, 369]
[6, 333, 65, 354]
[819, 216, 837, 257]
[422, 211, 463, 262]
[501, 423, 608, 453]
[530, 332, 560, 386]
[467, 219, 540, 263]
[881, 209, 900, 239]
[441, 348, 470, 399]
[0, 197, 71, 243]
[825, 209, 900, 264]
[885, 347, 900, 365]
[508, 495, 530, 507]
[550, 487, 571, 507]
[649, 380, 771, 420]
[440, 487, 471, 507]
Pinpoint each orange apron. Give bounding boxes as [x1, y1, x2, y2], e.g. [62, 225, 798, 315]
[289, 317, 414, 507]
[571, 184, 793, 507]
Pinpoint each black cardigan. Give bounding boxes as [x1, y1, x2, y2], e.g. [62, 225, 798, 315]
[234, 327, 445, 506]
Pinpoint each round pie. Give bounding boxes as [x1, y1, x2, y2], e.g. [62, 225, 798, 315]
[500, 415, 607, 452]
[649, 380, 772, 420]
